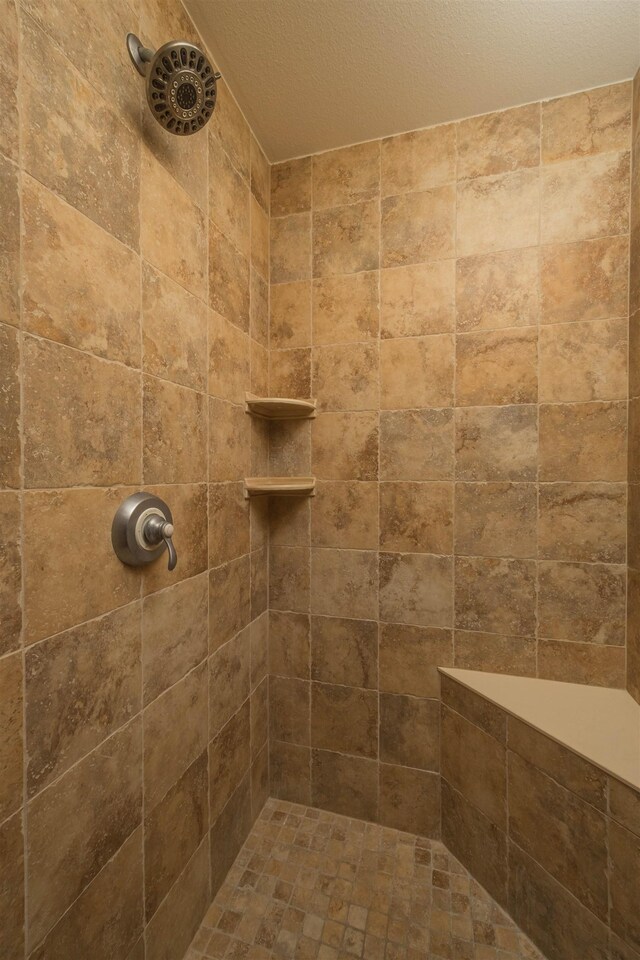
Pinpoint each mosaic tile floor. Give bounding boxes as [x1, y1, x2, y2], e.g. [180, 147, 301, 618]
[184, 798, 546, 960]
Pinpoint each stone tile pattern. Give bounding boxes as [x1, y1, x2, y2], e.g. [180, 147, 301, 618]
[628, 68, 640, 704]
[0, 0, 270, 958]
[184, 797, 546, 960]
[441, 674, 640, 960]
[268, 80, 633, 826]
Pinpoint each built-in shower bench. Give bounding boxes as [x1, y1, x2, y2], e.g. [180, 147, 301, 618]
[438, 667, 640, 960]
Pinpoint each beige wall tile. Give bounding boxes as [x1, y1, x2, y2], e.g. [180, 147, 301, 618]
[142, 263, 207, 391]
[540, 236, 629, 325]
[0, 652, 22, 824]
[380, 409, 454, 481]
[143, 483, 208, 595]
[610, 821, 640, 953]
[250, 679, 269, 761]
[251, 195, 269, 281]
[271, 157, 312, 216]
[313, 342, 379, 411]
[381, 260, 455, 338]
[380, 481, 453, 554]
[313, 271, 379, 344]
[310, 548, 378, 619]
[312, 141, 380, 209]
[313, 200, 380, 277]
[456, 327, 538, 406]
[379, 622, 453, 698]
[538, 638, 626, 687]
[208, 627, 251, 736]
[0, 323, 19, 488]
[142, 102, 209, 212]
[0, 0, 18, 163]
[209, 80, 250, 180]
[311, 683, 378, 758]
[312, 749, 378, 821]
[209, 557, 251, 653]
[23, 487, 141, 644]
[380, 693, 439, 770]
[455, 556, 536, 635]
[379, 763, 440, 837]
[251, 338, 269, 398]
[311, 616, 378, 688]
[270, 419, 311, 476]
[541, 150, 630, 244]
[455, 482, 536, 559]
[270, 676, 310, 745]
[271, 280, 312, 348]
[381, 123, 456, 195]
[313, 411, 379, 480]
[270, 347, 312, 398]
[270, 545, 311, 613]
[539, 482, 626, 563]
[251, 270, 269, 348]
[542, 82, 632, 163]
[209, 133, 250, 258]
[209, 222, 250, 332]
[270, 740, 311, 804]
[457, 103, 540, 180]
[208, 482, 250, 567]
[454, 630, 536, 677]
[539, 401, 627, 481]
[0, 491, 21, 655]
[26, 603, 140, 798]
[538, 560, 626, 645]
[250, 136, 269, 213]
[311, 481, 378, 549]
[441, 674, 507, 740]
[457, 169, 539, 257]
[381, 334, 454, 409]
[271, 213, 311, 283]
[441, 706, 506, 828]
[145, 839, 210, 960]
[455, 405, 538, 481]
[382, 186, 455, 267]
[379, 552, 453, 627]
[208, 310, 250, 403]
[208, 703, 250, 822]
[23, 176, 141, 365]
[269, 610, 310, 679]
[539, 317, 627, 402]
[269, 495, 310, 546]
[456, 248, 540, 333]
[143, 376, 207, 484]
[442, 780, 507, 907]
[0, 152, 19, 327]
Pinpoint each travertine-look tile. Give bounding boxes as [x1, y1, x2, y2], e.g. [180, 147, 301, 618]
[379, 552, 453, 627]
[312, 141, 380, 208]
[311, 683, 378, 758]
[441, 674, 507, 740]
[143, 483, 208, 595]
[313, 200, 380, 277]
[209, 79, 250, 180]
[457, 169, 539, 257]
[380, 481, 453, 554]
[455, 405, 538, 481]
[539, 317, 626, 402]
[380, 408, 454, 480]
[209, 557, 251, 653]
[270, 545, 311, 613]
[311, 480, 378, 549]
[313, 342, 379, 411]
[379, 763, 441, 836]
[270, 280, 312, 348]
[380, 693, 439, 769]
[143, 376, 207, 484]
[0, 652, 22, 824]
[542, 81, 632, 163]
[23, 487, 140, 644]
[539, 482, 626, 563]
[269, 610, 310, 679]
[270, 347, 311, 398]
[311, 616, 378, 688]
[454, 631, 536, 676]
[538, 639, 625, 687]
[0, 152, 19, 328]
[0, 0, 18, 163]
[251, 270, 269, 348]
[143, 574, 208, 705]
[312, 411, 378, 480]
[380, 334, 454, 408]
[455, 482, 536, 559]
[271, 157, 312, 216]
[208, 482, 249, 567]
[208, 310, 250, 403]
[456, 247, 540, 332]
[457, 103, 540, 179]
[26, 603, 140, 798]
[537, 560, 626, 645]
[380, 622, 453, 697]
[455, 557, 536, 636]
[541, 150, 630, 244]
[539, 401, 627, 481]
[209, 133, 250, 258]
[270, 741, 311, 804]
[209, 703, 250, 822]
[22, 176, 141, 364]
[441, 706, 506, 828]
[250, 135, 269, 213]
[456, 327, 538, 406]
[609, 821, 640, 954]
[540, 235, 629, 324]
[310, 548, 378, 620]
[271, 213, 311, 283]
[251, 194, 269, 280]
[209, 223, 250, 332]
[0, 323, 19, 488]
[381, 123, 456, 194]
[146, 839, 210, 960]
[270, 676, 310, 745]
[312, 750, 378, 820]
[313, 271, 379, 344]
[142, 262, 207, 391]
[382, 185, 455, 266]
[442, 781, 508, 907]
[0, 492, 20, 655]
[208, 627, 251, 737]
[381, 259, 455, 338]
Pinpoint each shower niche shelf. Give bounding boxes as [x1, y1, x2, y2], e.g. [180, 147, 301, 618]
[243, 476, 316, 499]
[244, 394, 316, 420]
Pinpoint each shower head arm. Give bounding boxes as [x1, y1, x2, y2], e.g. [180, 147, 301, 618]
[127, 33, 155, 77]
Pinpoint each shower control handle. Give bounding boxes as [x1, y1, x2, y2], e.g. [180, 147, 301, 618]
[111, 493, 178, 571]
[142, 515, 177, 570]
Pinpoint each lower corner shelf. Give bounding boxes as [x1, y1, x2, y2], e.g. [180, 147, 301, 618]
[243, 477, 316, 499]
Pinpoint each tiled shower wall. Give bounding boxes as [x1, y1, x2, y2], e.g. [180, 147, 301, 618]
[267, 81, 632, 832]
[628, 68, 640, 704]
[0, 0, 270, 957]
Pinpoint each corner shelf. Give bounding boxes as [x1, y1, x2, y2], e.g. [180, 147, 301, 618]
[243, 477, 316, 499]
[244, 394, 316, 420]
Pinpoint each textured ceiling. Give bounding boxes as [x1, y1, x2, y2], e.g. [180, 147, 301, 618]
[185, 0, 640, 162]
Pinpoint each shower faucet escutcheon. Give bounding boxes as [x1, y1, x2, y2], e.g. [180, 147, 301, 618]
[112, 492, 177, 571]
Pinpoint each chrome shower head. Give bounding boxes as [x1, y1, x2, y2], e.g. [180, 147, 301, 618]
[127, 33, 220, 136]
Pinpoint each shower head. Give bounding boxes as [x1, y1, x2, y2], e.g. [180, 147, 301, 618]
[127, 33, 220, 136]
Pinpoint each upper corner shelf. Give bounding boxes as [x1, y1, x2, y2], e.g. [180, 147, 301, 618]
[244, 476, 316, 499]
[244, 394, 317, 420]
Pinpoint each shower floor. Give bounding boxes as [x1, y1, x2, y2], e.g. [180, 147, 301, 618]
[184, 798, 545, 960]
